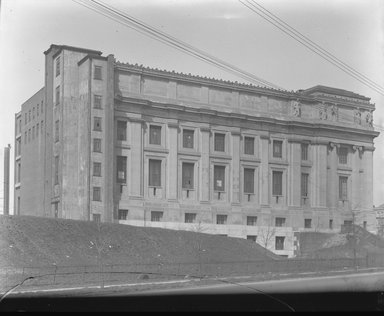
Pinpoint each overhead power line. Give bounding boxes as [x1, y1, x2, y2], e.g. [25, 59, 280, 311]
[239, 0, 384, 97]
[73, 0, 284, 90]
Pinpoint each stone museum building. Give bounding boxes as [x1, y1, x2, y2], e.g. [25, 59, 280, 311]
[14, 44, 379, 256]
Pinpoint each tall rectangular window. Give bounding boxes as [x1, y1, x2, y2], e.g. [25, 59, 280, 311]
[29, 110, 31, 122]
[117, 121, 127, 141]
[55, 120, 59, 142]
[32, 107, 35, 120]
[214, 165, 225, 191]
[185, 213, 196, 223]
[301, 173, 309, 197]
[216, 214, 227, 225]
[275, 236, 285, 250]
[54, 155, 59, 185]
[329, 219, 333, 229]
[182, 162, 194, 189]
[36, 123, 39, 138]
[94, 95, 102, 109]
[275, 217, 286, 227]
[214, 133, 225, 152]
[118, 209, 128, 220]
[273, 140, 283, 158]
[93, 187, 101, 201]
[301, 143, 308, 161]
[37, 104, 39, 116]
[151, 211, 163, 222]
[41, 121, 44, 134]
[339, 176, 348, 200]
[247, 216, 257, 226]
[339, 147, 348, 164]
[304, 219, 312, 228]
[272, 171, 283, 196]
[55, 86, 60, 105]
[93, 162, 101, 177]
[93, 138, 101, 152]
[149, 125, 161, 145]
[28, 129, 31, 142]
[183, 129, 194, 149]
[244, 136, 254, 155]
[94, 65, 102, 80]
[149, 159, 161, 187]
[117, 156, 127, 183]
[32, 126, 35, 140]
[17, 162, 21, 183]
[56, 56, 60, 77]
[94, 117, 102, 131]
[244, 168, 255, 194]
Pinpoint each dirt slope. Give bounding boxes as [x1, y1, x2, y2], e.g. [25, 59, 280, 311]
[0, 215, 280, 268]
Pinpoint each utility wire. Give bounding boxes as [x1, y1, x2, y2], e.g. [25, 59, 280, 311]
[245, 0, 384, 94]
[73, 0, 284, 90]
[239, 0, 384, 97]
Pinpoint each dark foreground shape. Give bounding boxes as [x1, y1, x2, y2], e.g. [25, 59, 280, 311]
[1, 292, 384, 312]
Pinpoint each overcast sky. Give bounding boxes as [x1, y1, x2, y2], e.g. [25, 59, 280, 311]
[0, 0, 383, 213]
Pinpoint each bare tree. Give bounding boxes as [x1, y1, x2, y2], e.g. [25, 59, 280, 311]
[258, 218, 276, 254]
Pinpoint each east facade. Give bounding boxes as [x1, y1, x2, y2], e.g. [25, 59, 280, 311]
[14, 45, 379, 257]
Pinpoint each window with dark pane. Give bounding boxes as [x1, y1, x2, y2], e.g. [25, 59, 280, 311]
[117, 156, 127, 183]
[118, 209, 128, 220]
[184, 213, 196, 223]
[339, 147, 348, 164]
[94, 117, 102, 131]
[93, 187, 101, 201]
[182, 162, 194, 189]
[93, 138, 101, 152]
[339, 176, 348, 200]
[93, 162, 101, 177]
[272, 171, 283, 196]
[244, 136, 254, 155]
[214, 133, 225, 152]
[301, 173, 309, 197]
[214, 165, 225, 191]
[149, 159, 161, 187]
[244, 168, 255, 194]
[149, 125, 161, 145]
[183, 129, 194, 149]
[301, 143, 308, 161]
[117, 121, 127, 141]
[94, 95, 102, 109]
[216, 214, 227, 225]
[247, 216, 257, 226]
[273, 140, 283, 158]
[275, 236, 285, 250]
[94, 65, 102, 80]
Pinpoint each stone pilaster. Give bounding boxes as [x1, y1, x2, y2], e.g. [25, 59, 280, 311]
[260, 136, 269, 206]
[130, 119, 143, 198]
[327, 142, 339, 209]
[231, 131, 241, 204]
[311, 143, 327, 207]
[200, 127, 210, 202]
[288, 140, 301, 207]
[167, 123, 179, 201]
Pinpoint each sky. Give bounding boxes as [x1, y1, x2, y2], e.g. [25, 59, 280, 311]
[0, 0, 383, 213]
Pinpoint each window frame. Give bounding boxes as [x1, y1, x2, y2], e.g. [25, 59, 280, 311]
[182, 162, 194, 190]
[94, 65, 102, 80]
[213, 165, 226, 192]
[56, 56, 60, 77]
[117, 120, 127, 141]
[246, 216, 257, 226]
[93, 138, 102, 153]
[244, 136, 255, 155]
[272, 170, 283, 196]
[149, 125, 162, 146]
[93, 162, 102, 177]
[118, 209, 128, 220]
[214, 132, 226, 152]
[339, 176, 348, 200]
[216, 214, 228, 225]
[272, 140, 283, 158]
[182, 129, 194, 149]
[117, 156, 127, 184]
[94, 94, 102, 109]
[301, 143, 309, 161]
[243, 168, 255, 194]
[338, 147, 348, 164]
[301, 173, 309, 198]
[275, 217, 286, 227]
[184, 213, 197, 223]
[148, 159, 162, 187]
[93, 117, 102, 131]
[151, 211, 163, 222]
[92, 186, 101, 201]
[275, 236, 285, 250]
